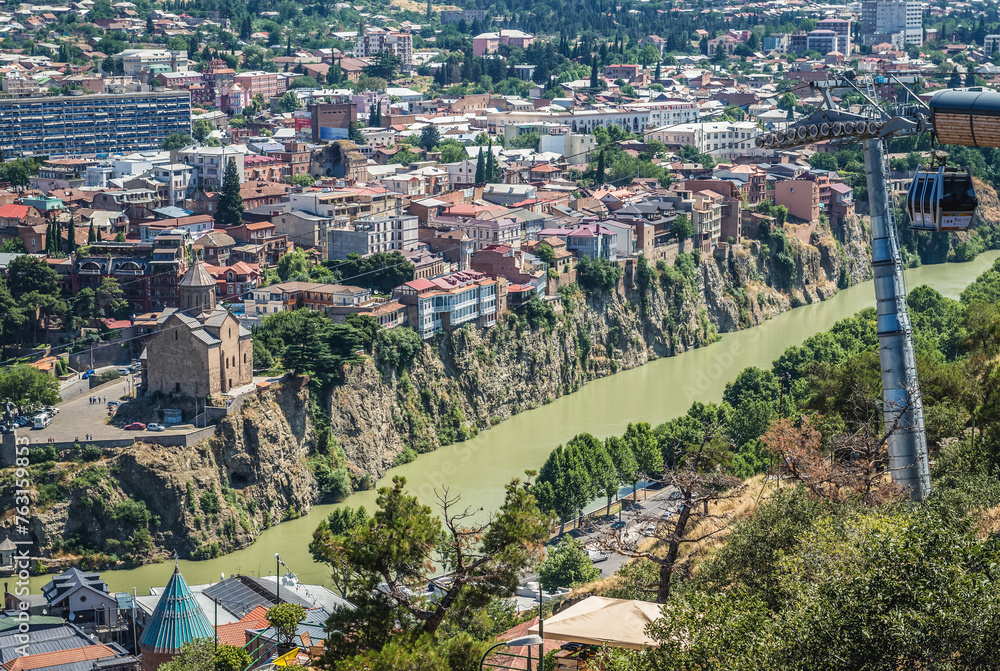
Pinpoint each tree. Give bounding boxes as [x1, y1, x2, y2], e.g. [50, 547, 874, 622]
[435, 140, 466, 164]
[89, 0, 113, 20]
[66, 220, 76, 254]
[330, 251, 414, 294]
[158, 639, 214, 671]
[213, 646, 252, 671]
[596, 149, 606, 185]
[95, 277, 129, 319]
[3, 160, 30, 192]
[474, 147, 486, 184]
[575, 257, 623, 293]
[7, 256, 58, 297]
[624, 422, 663, 497]
[285, 173, 315, 187]
[774, 205, 789, 225]
[364, 50, 402, 84]
[311, 476, 548, 660]
[267, 604, 306, 645]
[538, 536, 601, 592]
[214, 157, 244, 228]
[589, 53, 599, 90]
[192, 118, 214, 142]
[534, 441, 594, 534]
[345, 314, 380, 354]
[535, 243, 556, 266]
[949, 69, 962, 88]
[256, 309, 363, 387]
[419, 124, 440, 151]
[808, 152, 838, 171]
[278, 91, 301, 112]
[160, 133, 193, 150]
[0, 366, 60, 410]
[87, 221, 97, 244]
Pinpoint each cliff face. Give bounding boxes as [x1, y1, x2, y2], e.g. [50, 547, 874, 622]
[23, 381, 318, 564]
[328, 217, 873, 480]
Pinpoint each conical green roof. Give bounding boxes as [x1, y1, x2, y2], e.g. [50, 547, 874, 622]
[140, 565, 215, 654]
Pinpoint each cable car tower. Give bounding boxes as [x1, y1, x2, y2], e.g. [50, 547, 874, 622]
[755, 75, 997, 501]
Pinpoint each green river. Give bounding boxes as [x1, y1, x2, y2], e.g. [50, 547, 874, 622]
[33, 251, 1000, 595]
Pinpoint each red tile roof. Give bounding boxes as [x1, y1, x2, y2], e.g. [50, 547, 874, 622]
[214, 606, 270, 647]
[0, 203, 30, 220]
[4, 645, 115, 671]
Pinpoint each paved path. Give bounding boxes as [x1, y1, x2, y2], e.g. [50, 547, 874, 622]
[26, 373, 185, 444]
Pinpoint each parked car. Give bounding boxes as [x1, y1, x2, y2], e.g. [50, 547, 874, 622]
[124, 422, 146, 430]
[45, 406, 58, 415]
[146, 423, 165, 432]
[118, 368, 130, 375]
[586, 548, 609, 563]
[643, 523, 658, 537]
[610, 520, 626, 530]
[14, 416, 30, 427]
[32, 415, 51, 429]
[82, 369, 95, 379]
[107, 400, 121, 408]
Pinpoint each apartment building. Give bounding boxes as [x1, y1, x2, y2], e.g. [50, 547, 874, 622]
[441, 8, 486, 22]
[472, 30, 534, 57]
[986, 35, 1000, 59]
[288, 186, 401, 221]
[486, 102, 696, 137]
[437, 216, 521, 252]
[392, 270, 504, 339]
[774, 179, 820, 223]
[177, 146, 248, 189]
[0, 91, 191, 158]
[327, 214, 419, 260]
[243, 281, 373, 324]
[806, 30, 839, 56]
[233, 71, 283, 100]
[120, 49, 189, 76]
[860, 0, 922, 46]
[354, 28, 414, 70]
[649, 121, 761, 159]
[817, 18, 852, 55]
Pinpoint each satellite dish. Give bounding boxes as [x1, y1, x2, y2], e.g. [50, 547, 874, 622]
[69, 613, 75, 621]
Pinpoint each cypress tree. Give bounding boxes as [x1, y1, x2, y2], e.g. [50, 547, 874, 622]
[45, 222, 53, 253]
[88, 221, 97, 244]
[655, 62, 661, 82]
[589, 53, 599, 89]
[596, 149, 606, 185]
[474, 147, 485, 184]
[214, 157, 244, 228]
[426, 0, 431, 20]
[67, 219, 76, 253]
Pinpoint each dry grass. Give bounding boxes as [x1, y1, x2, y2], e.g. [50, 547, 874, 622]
[975, 504, 1000, 540]
[569, 475, 780, 597]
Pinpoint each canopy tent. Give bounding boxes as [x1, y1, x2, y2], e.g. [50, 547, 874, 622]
[527, 596, 662, 650]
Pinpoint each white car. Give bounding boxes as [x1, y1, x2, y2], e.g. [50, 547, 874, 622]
[146, 423, 165, 432]
[643, 524, 658, 537]
[587, 549, 609, 563]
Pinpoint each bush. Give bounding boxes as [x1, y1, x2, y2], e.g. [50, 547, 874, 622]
[576, 257, 623, 293]
[93, 369, 121, 385]
[80, 445, 103, 461]
[110, 499, 151, 527]
[538, 536, 601, 592]
[521, 294, 556, 330]
[374, 327, 423, 371]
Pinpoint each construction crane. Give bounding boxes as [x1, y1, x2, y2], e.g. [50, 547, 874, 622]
[755, 76, 1000, 501]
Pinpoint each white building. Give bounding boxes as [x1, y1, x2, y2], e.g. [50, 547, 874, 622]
[119, 49, 189, 76]
[986, 35, 1000, 59]
[860, 0, 922, 46]
[327, 214, 419, 259]
[354, 28, 413, 70]
[649, 121, 762, 159]
[177, 145, 249, 189]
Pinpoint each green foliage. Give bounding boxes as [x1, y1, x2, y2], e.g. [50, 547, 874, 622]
[158, 638, 215, 671]
[276, 249, 311, 282]
[374, 327, 423, 372]
[520, 294, 556, 330]
[253, 309, 363, 386]
[214, 158, 244, 228]
[110, 499, 151, 528]
[576, 257, 623, 293]
[266, 603, 306, 645]
[419, 124, 440, 151]
[160, 133, 193, 150]
[214, 645, 252, 671]
[329, 252, 414, 294]
[7, 256, 58, 296]
[538, 536, 601, 592]
[0, 366, 60, 410]
[200, 490, 221, 515]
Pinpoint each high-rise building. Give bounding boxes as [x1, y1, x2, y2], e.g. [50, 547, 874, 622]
[986, 35, 1000, 59]
[817, 18, 852, 55]
[354, 28, 414, 71]
[0, 91, 191, 158]
[861, 0, 922, 47]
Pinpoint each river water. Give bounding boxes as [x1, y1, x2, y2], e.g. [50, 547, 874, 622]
[38, 251, 999, 594]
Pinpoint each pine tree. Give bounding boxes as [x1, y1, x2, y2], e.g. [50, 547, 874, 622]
[426, 0, 431, 20]
[474, 147, 485, 184]
[596, 149, 606, 185]
[88, 221, 97, 244]
[214, 157, 244, 228]
[66, 220, 76, 254]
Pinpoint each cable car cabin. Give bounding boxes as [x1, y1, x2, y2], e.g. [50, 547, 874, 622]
[906, 166, 978, 232]
[930, 89, 1000, 148]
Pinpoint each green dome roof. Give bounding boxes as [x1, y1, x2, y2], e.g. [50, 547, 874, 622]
[140, 565, 215, 654]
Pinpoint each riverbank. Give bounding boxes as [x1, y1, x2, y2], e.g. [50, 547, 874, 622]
[31, 250, 998, 595]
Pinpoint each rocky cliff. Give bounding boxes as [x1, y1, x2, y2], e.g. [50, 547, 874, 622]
[327, 217, 873, 480]
[17, 380, 318, 565]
